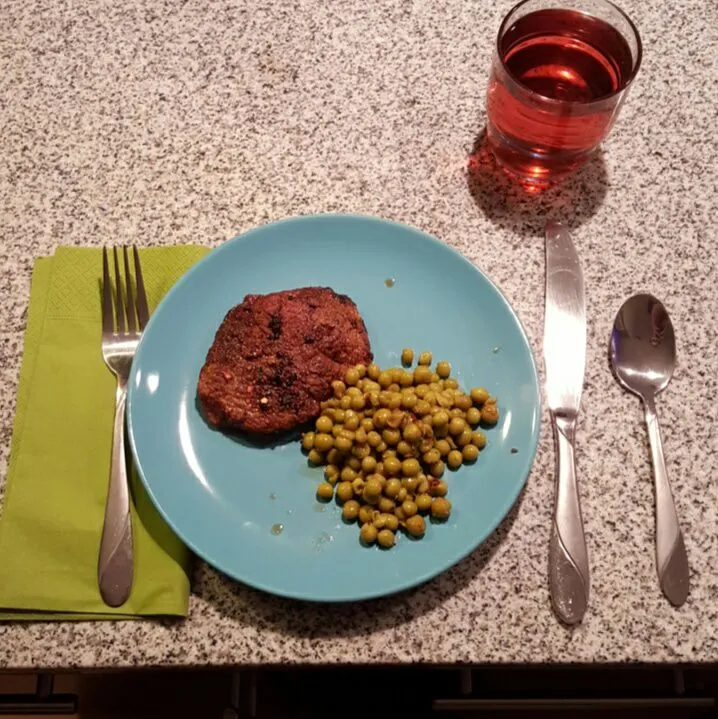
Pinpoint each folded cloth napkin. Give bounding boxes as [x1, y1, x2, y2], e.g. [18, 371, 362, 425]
[0, 246, 209, 619]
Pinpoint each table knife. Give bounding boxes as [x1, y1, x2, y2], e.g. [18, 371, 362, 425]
[544, 222, 589, 625]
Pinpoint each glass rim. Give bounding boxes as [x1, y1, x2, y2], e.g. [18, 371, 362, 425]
[495, 0, 643, 106]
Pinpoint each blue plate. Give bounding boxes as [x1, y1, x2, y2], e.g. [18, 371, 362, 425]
[127, 214, 540, 602]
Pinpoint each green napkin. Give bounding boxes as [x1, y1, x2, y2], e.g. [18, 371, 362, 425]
[0, 246, 210, 620]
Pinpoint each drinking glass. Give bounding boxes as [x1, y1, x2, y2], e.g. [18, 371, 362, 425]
[485, 0, 642, 185]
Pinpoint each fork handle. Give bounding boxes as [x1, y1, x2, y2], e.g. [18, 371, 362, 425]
[98, 383, 134, 607]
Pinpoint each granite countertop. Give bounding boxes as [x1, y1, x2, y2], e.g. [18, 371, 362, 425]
[1, 0, 716, 669]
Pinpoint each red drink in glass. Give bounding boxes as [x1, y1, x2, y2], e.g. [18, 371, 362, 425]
[486, 0, 641, 185]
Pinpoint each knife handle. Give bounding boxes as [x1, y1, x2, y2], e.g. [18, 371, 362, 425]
[548, 412, 589, 625]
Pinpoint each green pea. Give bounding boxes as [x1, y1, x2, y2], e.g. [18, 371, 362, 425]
[334, 436, 352, 452]
[340, 466, 356, 482]
[377, 529, 395, 548]
[378, 497, 396, 514]
[435, 439, 451, 456]
[466, 407, 481, 426]
[402, 499, 418, 517]
[313, 433, 334, 453]
[307, 449, 323, 465]
[382, 428, 401, 446]
[360, 417, 374, 432]
[316, 415, 333, 434]
[414, 366, 433, 384]
[373, 408, 391, 428]
[402, 476, 419, 493]
[401, 348, 414, 366]
[367, 363, 381, 380]
[384, 478, 402, 498]
[414, 400, 431, 416]
[385, 514, 400, 532]
[394, 441, 410, 457]
[436, 361, 451, 379]
[457, 429, 473, 447]
[367, 430, 382, 447]
[470, 387, 489, 405]
[405, 514, 425, 537]
[432, 480, 449, 497]
[384, 456, 401, 476]
[447, 450, 463, 470]
[301, 432, 315, 451]
[373, 512, 388, 529]
[399, 371, 414, 388]
[481, 402, 499, 425]
[462, 444, 479, 462]
[336, 481, 354, 503]
[316, 482, 334, 501]
[352, 477, 366, 495]
[449, 417, 466, 436]
[332, 380, 346, 397]
[360, 523, 378, 544]
[364, 477, 383, 497]
[418, 351, 432, 366]
[342, 500, 360, 521]
[359, 505, 374, 525]
[430, 461, 445, 478]
[457, 394, 474, 411]
[401, 392, 418, 410]
[416, 493, 432, 513]
[378, 371, 393, 389]
[401, 458, 421, 477]
[431, 410, 449, 428]
[422, 448, 441, 465]
[361, 455, 377, 473]
[472, 431, 487, 449]
[431, 497, 451, 519]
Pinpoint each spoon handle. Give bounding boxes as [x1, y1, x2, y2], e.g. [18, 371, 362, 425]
[643, 395, 690, 606]
[548, 413, 589, 625]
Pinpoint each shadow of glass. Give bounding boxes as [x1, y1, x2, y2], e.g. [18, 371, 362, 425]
[194, 484, 528, 639]
[466, 129, 608, 235]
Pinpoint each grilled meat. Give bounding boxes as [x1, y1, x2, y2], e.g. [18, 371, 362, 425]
[197, 287, 372, 435]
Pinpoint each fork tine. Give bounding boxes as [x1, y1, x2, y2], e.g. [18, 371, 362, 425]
[102, 247, 114, 334]
[133, 246, 150, 330]
[113, 247, 126, 335]
[123, 246, 137, 334]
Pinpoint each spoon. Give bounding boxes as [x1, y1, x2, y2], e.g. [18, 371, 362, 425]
[609, 293, 689, 606]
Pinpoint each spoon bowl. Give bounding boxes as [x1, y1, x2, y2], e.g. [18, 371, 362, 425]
[609, 293, 689, 607]
[610, 293, 675, 398]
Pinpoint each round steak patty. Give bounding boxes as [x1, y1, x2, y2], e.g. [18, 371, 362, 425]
[197, 287, 372, 435]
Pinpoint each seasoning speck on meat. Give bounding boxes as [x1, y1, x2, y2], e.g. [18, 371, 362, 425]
[197, 287, 372, 435]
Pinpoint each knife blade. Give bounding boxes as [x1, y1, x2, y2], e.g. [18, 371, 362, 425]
[544, 222, 589, 625]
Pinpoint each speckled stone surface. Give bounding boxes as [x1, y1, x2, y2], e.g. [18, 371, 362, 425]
[1, 0, 716, 668]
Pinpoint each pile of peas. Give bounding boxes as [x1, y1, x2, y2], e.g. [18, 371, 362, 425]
[301, 348, 500, 549]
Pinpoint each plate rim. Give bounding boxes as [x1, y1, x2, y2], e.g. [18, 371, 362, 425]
[127, 212, 542, 602]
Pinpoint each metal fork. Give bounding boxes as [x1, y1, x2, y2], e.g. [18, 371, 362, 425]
[99, 246, 149, 607]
